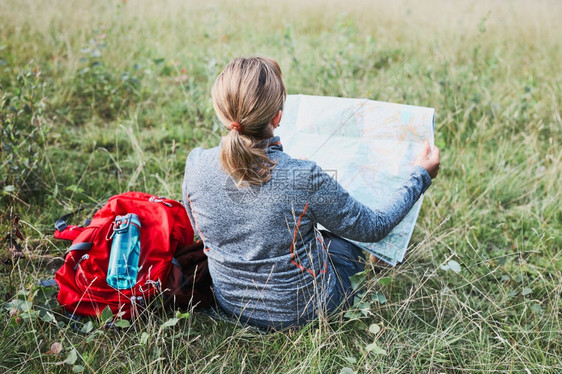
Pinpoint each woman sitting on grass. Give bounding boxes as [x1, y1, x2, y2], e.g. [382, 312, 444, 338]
[182, 57, 440, 331]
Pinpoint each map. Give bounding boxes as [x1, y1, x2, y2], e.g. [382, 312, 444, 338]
[277, 94, 435, 266]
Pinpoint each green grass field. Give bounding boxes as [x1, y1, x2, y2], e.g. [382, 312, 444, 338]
[1, 0, 561, 372]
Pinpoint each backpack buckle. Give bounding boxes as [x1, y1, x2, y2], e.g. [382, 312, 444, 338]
[55, 219, 68, 231]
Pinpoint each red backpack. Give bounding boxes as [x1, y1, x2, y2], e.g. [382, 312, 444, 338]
[54, 192, 212, 319]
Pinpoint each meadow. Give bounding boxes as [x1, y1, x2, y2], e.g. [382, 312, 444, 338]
[1, 0, 561, 372]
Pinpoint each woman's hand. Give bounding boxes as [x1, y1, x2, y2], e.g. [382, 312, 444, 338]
[414, 141, 440, 179]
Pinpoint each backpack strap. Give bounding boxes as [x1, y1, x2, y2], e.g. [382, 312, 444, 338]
[37, 278, 58, 288]
[53, 205, 98, 241]
[67, 242, 93, 252]
[55, 226, 87, 241]
[170, 257, 188, 288]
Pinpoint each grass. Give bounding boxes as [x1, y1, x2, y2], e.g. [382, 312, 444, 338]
[1, 0, 561, 372]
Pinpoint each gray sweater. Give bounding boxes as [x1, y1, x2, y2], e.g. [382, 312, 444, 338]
[182, 136, 431, 326]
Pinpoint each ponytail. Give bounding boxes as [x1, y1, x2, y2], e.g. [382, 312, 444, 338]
[220, 130, 276, 185]
[212, 57, 286, 186]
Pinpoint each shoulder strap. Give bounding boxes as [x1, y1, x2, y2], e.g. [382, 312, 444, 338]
[53, 204, 98, 241]
[37, 278, 58, 288]
[67, 242, 93, 252]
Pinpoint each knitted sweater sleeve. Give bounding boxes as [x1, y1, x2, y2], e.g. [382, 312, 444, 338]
[307, 165, 432, 243]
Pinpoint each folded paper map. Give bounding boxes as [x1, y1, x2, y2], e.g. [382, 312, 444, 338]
[277, 94, 435, 266]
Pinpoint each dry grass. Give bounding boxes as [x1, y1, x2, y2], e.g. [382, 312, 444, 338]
[1, 0, 560, 372]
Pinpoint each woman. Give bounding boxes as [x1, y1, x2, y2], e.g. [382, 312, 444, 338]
[182, 57, 440, 330]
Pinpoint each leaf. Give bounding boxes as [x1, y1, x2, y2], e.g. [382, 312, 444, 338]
[369, 323, 381, 334]
[448, 260, 461, 273]
[343, 356, 357, 364]
[65, 185, 84, 194]
[2, 185, 15, 193]
[72, 365, 84, 373]
[36, 286, 57, 303]
[85, 330, 104, 343]
[20, 310, 39, 320]
[40, 312, 54, 323]
[4, 299, 21, 312]
[48, 342, 62, 355]
[344, 309, 362, 320]
[175, 311, 191, 319]
[521, 287, 532, 296]
[140, 332, 149, 345]
[100, 306, 113, 324]
[114, 319, 130, 328]
[16, 289, 30, 298]
[356, 301, 371, 316]
[530, 303, 542, 314]
[19, 301, 32, 312]
[81, 321, 94, 334]
[340, 368, 356, 374]
[372, 292, 387, 305]
[378, 277, 392, 286]
[160, 318, 179, 329]
[356, 301, 370, 310]
[64, 349, 78, 365]
[372, 345, 388, 355]
[365, 343, 387, 355]
[349, 271, 367, 291]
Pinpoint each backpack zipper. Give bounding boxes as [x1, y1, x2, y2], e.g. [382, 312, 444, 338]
[148, 196, 173, 207]
[74, 254, 89, 271]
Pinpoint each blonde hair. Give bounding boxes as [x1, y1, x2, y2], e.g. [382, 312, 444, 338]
[212, 57, 286, 186]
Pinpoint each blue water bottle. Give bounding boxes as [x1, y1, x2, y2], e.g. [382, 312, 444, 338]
[106, 213, 141, 289]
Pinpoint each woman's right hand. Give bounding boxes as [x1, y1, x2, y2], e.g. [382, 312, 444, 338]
[414, 141, 440, 179]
